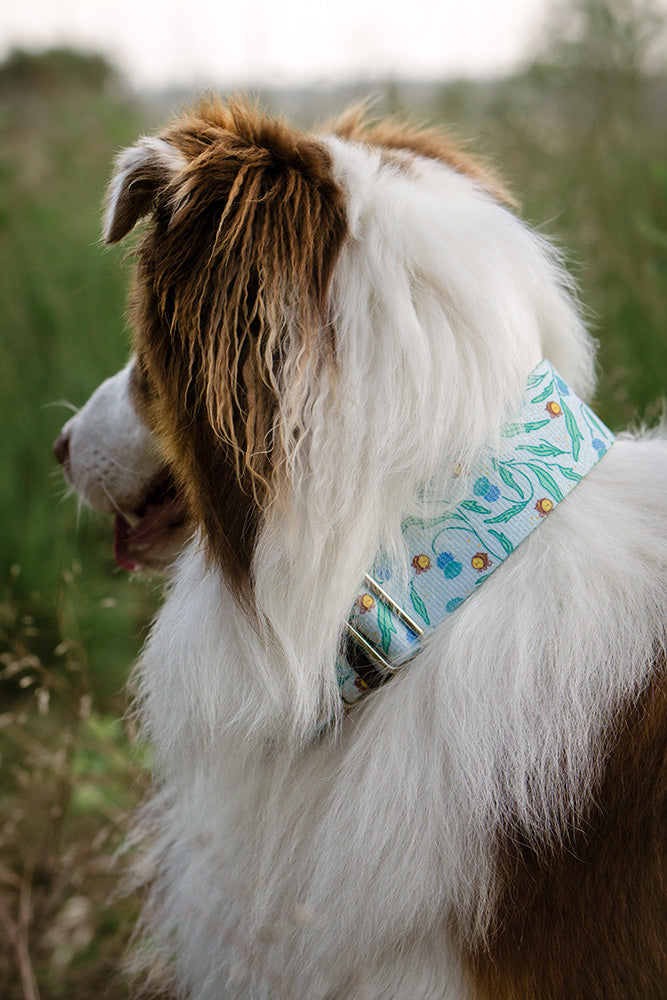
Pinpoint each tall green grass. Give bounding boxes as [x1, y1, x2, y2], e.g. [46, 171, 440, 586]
[0, 74, 163, 992]
[0, 582, 148, 998]
[468, 66, 667, 426]
[0, 71, 162, 698]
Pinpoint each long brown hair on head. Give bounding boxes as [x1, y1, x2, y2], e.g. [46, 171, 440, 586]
[120, 97, 349, 598]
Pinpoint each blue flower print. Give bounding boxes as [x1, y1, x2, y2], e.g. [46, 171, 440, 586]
[446, 597, 464, 613]
[437, 552, 462, 578]
[372, 558, 392, 583]
[591, 438, 606, 453]
[473, 476, 500, 503]
[555, 376, 570, 396]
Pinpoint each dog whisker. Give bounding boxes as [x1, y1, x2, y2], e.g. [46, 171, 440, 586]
[43, 398, 80, 415]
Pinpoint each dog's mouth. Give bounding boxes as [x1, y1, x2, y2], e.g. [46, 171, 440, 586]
[113, 472, 189, 572]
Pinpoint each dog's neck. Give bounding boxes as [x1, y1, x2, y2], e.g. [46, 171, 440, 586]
[338, 359, 615, 705]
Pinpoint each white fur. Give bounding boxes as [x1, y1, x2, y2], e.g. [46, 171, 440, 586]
[103, 137, 186, 243]
[58, 362, 162, 516]
[63, 133, 667, 998]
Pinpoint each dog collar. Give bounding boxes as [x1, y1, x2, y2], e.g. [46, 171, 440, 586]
[336, 359, 615, 706]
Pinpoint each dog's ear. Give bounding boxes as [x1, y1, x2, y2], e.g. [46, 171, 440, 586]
[103, 138, 186, 244]
[128, 102, 350, 592]
[139, 103, 349, 505]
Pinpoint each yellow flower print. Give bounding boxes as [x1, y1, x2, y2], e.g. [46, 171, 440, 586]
[545, 401, 562, 417]
[535, 498, 554, 517]
[411, 554, 431, 574]
[471, 552, 492, 572]
[355, 593, 375, 613]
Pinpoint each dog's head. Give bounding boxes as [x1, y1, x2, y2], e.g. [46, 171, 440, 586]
[112, 103, 351, 591]
[55, 98, 595, 594]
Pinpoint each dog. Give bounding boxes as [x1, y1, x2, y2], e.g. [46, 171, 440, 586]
[54, 99, 667, 999]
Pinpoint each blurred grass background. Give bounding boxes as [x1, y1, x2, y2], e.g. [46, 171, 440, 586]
[1, 1, 666, 995]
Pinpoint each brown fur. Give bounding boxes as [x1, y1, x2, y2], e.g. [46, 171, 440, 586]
[105, 98, 512, 598]
[466, 661, 667, 1000]
[105, 156, 171, 245]
[127, 356, 152, 420]
[330, 104, 516, 206]
[109, 99, 349, 595]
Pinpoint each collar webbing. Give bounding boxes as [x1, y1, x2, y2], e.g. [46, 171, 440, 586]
[336, 359, 615, 705]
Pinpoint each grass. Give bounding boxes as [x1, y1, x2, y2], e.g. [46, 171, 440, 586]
[0, 26, 665, 996]
[475, 67, 667, 425]
[0, 570, 147, 999]
[0, 62, 162, 997]
[0, 74, 161, 697]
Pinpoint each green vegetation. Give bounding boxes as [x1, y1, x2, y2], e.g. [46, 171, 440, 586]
[0, 50, 159, 999]
[0, 49, 159, 695]
[1, 4, 665, 991]
[472, 0, 667, 425]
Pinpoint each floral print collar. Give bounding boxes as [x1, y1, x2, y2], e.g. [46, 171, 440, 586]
[337, 359, 615, 706]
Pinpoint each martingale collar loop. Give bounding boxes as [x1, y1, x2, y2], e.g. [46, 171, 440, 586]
[337, 359, 615, 705]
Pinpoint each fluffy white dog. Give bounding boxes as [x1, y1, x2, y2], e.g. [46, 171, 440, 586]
[54, 100, 667, 999]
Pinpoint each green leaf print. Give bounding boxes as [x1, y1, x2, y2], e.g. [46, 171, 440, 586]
[530, 464, 565, 503]
[561, 400, 583, 462]
[488, 529, 514, 555]
[409, 582, 431, 627]
[376, 599, 397, 654]
[526, 370, 546, 389]
[502, 419, 551, 437]
[558, 466, 583, 483]
[530, 382, 555, 403]
[460, 500, 491, 514]
[498, 464, 524, 496]
[484, 501, 530, 524]
[401, 513, 454, 531]
[520, 442, 568, 457]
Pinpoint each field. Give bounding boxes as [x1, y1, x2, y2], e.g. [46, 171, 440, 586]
[1, 20, 666, 998]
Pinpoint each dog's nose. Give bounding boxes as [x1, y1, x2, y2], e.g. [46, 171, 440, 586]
[53, 429, 71, 468]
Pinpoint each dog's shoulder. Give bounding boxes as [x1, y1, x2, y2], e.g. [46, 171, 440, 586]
[467, 655, 667, 1000]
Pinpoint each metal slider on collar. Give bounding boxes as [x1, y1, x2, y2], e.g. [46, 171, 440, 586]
[343, 621, 395, 675]
[363, 573, 424, 642]
[341, 574, 425, 704]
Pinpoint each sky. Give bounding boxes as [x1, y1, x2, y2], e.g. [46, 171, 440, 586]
[0, 0, 554, 90]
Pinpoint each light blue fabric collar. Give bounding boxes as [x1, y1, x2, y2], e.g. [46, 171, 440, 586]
[337, 359, 615, 705]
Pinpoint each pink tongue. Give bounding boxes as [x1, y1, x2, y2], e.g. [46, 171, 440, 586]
[113, 500, 185, 571]
[114, 515, 138, 571]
